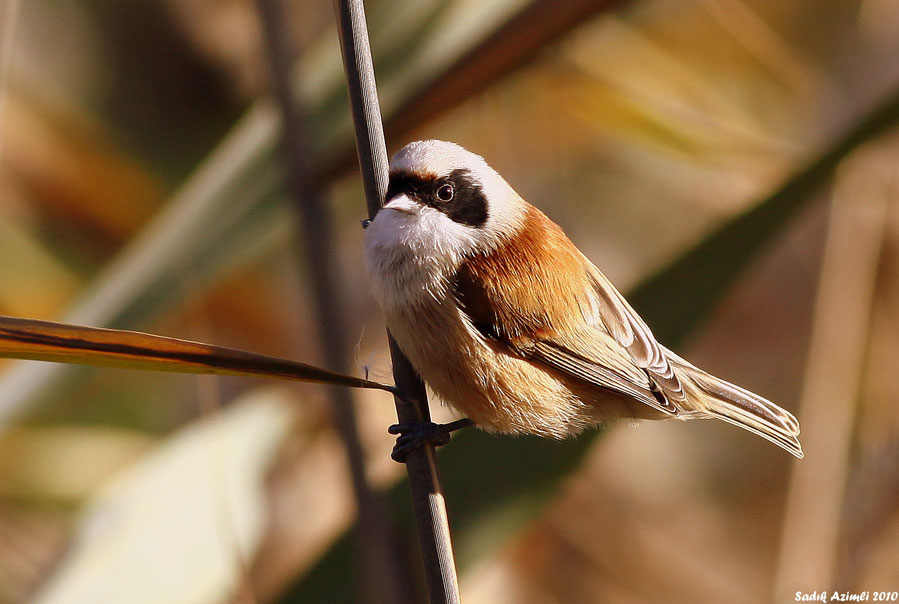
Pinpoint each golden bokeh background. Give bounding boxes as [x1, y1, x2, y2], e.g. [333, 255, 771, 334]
[0, 1, 897, 602]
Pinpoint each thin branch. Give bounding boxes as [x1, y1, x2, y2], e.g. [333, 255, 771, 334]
[0, 314, 391, 389]
[253, 1, 408, 602]
[332, 1, 461, 603]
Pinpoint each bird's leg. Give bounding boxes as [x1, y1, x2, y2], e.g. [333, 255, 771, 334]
[388, 418, 474, 462]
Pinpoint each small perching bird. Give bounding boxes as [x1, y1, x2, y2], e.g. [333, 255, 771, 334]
[364, 140, 802, 459]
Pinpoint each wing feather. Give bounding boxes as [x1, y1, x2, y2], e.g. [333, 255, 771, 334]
[525, 336, 672, 413]
[452, 203, 683, 415]
[582, 258, 685, 402]
[453, 264, 676, 414]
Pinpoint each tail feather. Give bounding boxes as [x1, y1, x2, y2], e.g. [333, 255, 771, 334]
[664, 348, 803, 459]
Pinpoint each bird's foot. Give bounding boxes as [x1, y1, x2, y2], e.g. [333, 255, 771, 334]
[388, 418, 474, 462]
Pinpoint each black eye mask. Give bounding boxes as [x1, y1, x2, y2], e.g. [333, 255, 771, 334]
[383, 168, 489, 228]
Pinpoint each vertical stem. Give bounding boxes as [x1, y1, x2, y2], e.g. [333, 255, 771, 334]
[253, 1, 408, 602]
[773, 157, 890, 601]
[332, 1, 462, 602]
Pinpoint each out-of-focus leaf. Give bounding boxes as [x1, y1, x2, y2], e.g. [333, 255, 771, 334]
[32, 395, 294, 604]
[0, 316, 392, 391]
[0, 218, 81, 317]
[280, 84, 899, 603]
[559, 16, 795, 160]
[1, 95, 165, 243]
[0, 425, 152, 502]
[630, 87, 899, 344]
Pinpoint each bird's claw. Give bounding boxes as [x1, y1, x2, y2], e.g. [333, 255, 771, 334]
[388, 418, 473, 462]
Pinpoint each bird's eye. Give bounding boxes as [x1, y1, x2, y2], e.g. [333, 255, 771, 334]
[436, 183, 454, 202]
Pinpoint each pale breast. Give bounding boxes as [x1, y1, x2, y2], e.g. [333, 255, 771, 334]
[385, 296, 602, 438]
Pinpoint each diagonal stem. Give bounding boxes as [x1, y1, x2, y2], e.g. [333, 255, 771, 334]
[332, 0, 461, 602]
[253, 1, 408, 602]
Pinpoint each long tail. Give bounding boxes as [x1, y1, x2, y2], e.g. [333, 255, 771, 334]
[664, 347, 803, 459]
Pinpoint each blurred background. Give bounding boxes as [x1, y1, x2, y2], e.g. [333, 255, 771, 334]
[0, 0, 898, 602]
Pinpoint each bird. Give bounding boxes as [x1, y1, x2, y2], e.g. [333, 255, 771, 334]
[363, 140, 802, 460]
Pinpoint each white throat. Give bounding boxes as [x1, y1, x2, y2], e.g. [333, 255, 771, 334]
[363, 140, 526, 311]
[364, 200, 478, 309]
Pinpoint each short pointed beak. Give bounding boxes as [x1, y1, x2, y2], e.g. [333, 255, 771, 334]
[382, 194, 418, 215]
